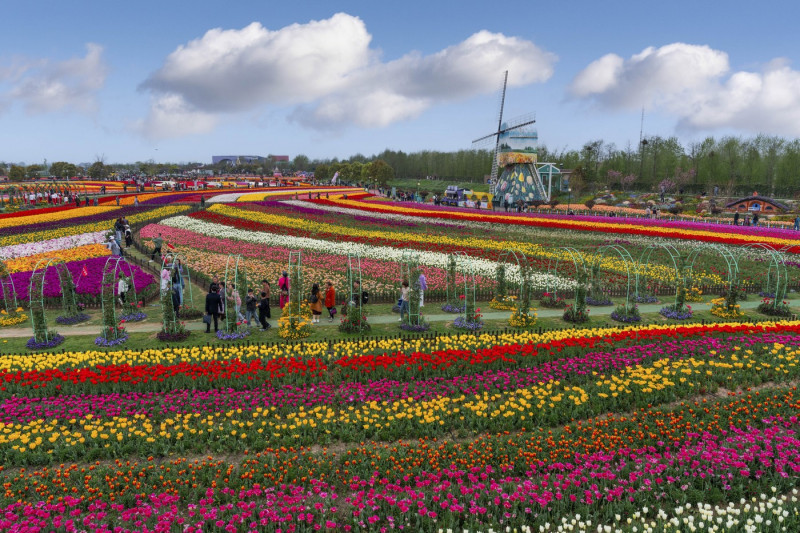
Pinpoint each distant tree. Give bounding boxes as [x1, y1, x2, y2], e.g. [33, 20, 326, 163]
[315, 164, 331, 181]
[8, 165, 25, 181]
[292, 154, 310, 171]
[50, 161, 78, 179]
[26, 164, 44, 179]
[606, 170, 622, 189]
[620, 174, 637, 191]
[88, 161, 111, 180]
[368, 159, 394, 186]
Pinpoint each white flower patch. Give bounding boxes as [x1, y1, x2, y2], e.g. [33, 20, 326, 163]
[160, 215, 576, 291]
[0, 231, 106, 260]
[206, 192, 251, 204]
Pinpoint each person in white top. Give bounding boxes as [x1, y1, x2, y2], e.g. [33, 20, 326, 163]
[117, 276, 129, 306]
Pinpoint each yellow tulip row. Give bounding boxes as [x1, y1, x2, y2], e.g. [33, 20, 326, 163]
[0, 205, 190, 248]
[0, 206, 122, 230]
[0, 343, 793, 453]
[236, 187, 361, 202]
[3, 244, 110, 274]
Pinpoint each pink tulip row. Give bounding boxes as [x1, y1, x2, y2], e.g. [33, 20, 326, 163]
[1, 421, 797, 532]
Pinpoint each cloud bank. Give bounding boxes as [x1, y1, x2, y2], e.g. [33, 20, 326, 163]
[570, 43, 800, 136]
[138, 13, 557, 138]
[0, 44, 107, 115]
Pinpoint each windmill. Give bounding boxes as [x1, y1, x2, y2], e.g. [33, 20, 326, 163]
[472, 70, 549, 206]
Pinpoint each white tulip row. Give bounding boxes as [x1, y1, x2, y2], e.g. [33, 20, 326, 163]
[438, 489, 800, 533]
[160, 215, 577, 291]
[0, 231, 106, 260]
[206, 192, 251, 204]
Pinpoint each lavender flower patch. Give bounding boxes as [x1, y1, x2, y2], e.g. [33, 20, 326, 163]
[94, 333, 129, 347]
[216, 328, 251, 341]
[55, 313, 90, 325]
[26, 334, 65, 350]
[452, 316, 483, 331]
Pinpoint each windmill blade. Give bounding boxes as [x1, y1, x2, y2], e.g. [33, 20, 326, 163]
[472, 131, 499, 144]
[502, 113, 536, 132]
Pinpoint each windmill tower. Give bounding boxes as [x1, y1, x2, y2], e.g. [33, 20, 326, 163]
[472, 71, 549, 206]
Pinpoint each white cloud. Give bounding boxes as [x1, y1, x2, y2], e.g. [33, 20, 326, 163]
[1, 44, 107, 115]
[139, 14, 557, 137]
[570, 43, 800, 136]
[132, 94, 218, 140]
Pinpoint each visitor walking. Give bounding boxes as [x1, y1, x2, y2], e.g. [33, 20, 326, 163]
[733, 212, 739, 226]
[398, 280, 410, 322]
[418, 272, 427, 307]
[204, 286, 222, 333]
[258, 291, 271, 330]
[108, 236, 121, 257]
[124, 225, 133, 248]
[134, 196, 139, 207]
[160, 268, 171, 292]
[795, 215, 799, 231]
[117, 275, 128, 306]
[245, 289, 257, 326]
[278, 272, 290, 309]
[172, 263, 184, 306]
[230, 284, 245, 322]
[752, 212, 759, 227]
[151, 233, 163, 262]
[309, 283, 322, 323]
[209, 275, 220, 293]
[324, 281, 336, 321]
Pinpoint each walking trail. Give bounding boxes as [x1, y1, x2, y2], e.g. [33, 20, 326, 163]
[0, 298, 778, 338]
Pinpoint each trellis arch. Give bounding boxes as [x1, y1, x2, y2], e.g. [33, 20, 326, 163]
[685, 242, 740, 294]
[635, 242, 683, 306]
[27, 259, 62, 343]
[160, 252, 194, 309]
[453, 251, 478, 325]
[742, 243, 788, 305]
[590, 245, 635, 308]
[400, 250, 422, 326]
[545, 247, 587, 302]
[498, 248, 531, 315]
[345, 252, 369, 332]
[223, 254, 248, 333]
[100, 256, 138, 342]
[0, 261, 19, 315]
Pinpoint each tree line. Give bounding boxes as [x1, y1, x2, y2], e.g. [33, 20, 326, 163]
[3, 134, 799, 196]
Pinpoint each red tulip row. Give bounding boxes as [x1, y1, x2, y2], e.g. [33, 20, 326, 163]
[2, 321, 794, 396]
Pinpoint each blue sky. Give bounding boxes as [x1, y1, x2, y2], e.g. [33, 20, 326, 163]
[1, 0, 798, 165]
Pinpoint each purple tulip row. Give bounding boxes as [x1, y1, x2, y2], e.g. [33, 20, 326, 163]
[0, 256, 154, 301]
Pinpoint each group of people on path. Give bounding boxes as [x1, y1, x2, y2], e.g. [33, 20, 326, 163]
[107, 217, 133, 256]
[733, 211, 760, 227]
[203, 272, 373, 332]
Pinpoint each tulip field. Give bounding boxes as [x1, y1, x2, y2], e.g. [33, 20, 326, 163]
[1, 186, 800, 531]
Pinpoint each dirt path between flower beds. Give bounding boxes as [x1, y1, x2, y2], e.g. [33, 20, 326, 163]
[0, 298, 779, 337]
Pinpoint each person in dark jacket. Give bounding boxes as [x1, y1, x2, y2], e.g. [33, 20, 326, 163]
[205, 287, 222, 333]
[258, 291, 271, 330]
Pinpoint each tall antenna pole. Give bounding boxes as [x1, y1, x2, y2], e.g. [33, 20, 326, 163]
[638, 107, 646, 181]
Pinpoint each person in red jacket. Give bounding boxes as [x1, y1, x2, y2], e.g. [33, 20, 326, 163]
[324, 281, 336, 321]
